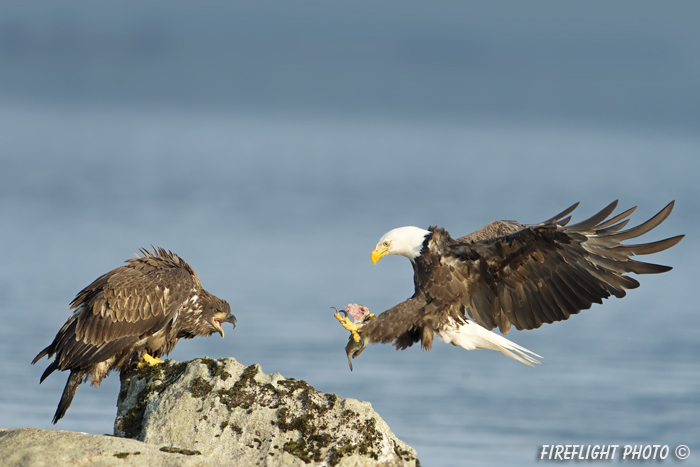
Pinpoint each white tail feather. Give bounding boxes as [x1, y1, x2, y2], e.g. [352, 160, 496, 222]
[438, 319, 541, 366]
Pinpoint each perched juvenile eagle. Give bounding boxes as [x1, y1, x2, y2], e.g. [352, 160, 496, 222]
[335, 201, 683, 368]
[32, 247, 237, 424]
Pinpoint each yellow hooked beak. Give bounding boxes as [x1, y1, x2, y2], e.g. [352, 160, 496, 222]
[371, 246, 389, 264]
[213, 315, 237, 339]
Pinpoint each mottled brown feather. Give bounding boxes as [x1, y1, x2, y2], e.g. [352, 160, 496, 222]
[32, 247, 234, 424]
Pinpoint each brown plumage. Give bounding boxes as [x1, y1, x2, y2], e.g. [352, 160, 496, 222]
[338, 201, 683, 367]
[32, 247, 236, 424]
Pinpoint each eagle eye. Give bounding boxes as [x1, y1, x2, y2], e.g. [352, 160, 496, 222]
[382, 241, 389, 247]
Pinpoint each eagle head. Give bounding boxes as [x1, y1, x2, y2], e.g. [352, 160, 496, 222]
[201, 292, 237, 338]
[371, 226, 431, 263]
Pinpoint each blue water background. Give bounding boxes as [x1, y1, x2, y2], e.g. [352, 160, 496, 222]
[1, 2, 699, 465]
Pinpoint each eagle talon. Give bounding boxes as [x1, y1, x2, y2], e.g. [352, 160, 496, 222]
[137, 353, 164, 368]
[334, 311, 362, 342]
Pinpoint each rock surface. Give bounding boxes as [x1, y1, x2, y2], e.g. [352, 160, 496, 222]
[0, 357, 419, 466]
[0, 427, 209, 467]
[113, 357, 419, 466]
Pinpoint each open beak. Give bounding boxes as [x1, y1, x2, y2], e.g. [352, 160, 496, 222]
[371, 246, 388, 264]
[214, 315, 237, 338]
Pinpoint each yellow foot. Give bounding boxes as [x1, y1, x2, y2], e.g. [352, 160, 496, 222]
[334, 312, 362, 342]
[137, 353, 164, 368]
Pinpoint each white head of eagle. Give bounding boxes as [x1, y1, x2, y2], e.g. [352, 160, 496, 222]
[371, 226, 431, 263]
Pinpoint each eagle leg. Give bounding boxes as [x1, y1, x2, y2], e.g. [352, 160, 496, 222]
[334, 312, 362, 342]
[137, 352, 164, 368]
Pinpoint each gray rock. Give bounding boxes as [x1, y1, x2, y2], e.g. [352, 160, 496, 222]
[113, 357, 420, 466]
[0, 427, 209, 467]
[1, 358, 419, 467]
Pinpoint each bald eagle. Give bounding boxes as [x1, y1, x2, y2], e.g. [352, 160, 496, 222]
[335, 201, 683, 368]
[32, 247, 237, 424]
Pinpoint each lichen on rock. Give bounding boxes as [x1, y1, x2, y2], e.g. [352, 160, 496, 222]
[114, 357, 419, 466]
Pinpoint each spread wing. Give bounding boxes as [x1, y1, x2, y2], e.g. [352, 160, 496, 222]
[444, 200, 683, 334]
[359, 297, 428, 349]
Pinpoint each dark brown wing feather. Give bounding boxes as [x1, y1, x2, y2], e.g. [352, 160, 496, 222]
[73, 262, 195, 345]
[455, 220, 525, 243]
[360, 297, 427, 349]
[443, 200, 683, 334]
[34, 248, 196, 375]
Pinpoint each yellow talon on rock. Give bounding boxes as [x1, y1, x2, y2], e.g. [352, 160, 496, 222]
[334, 311, 362, 342]
[137, 353, 164, 368]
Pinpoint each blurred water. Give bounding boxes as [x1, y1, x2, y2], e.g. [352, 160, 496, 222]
[1, 1, 700, 464]
[1, 104, 698, 465]
[2, 1, 700, 131]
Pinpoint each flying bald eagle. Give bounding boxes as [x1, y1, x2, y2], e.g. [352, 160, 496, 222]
[335, 201, 683, 368]
[32, 247, 237, 424]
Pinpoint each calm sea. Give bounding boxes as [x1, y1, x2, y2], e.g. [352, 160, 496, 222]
[1, 104, 698, 465]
